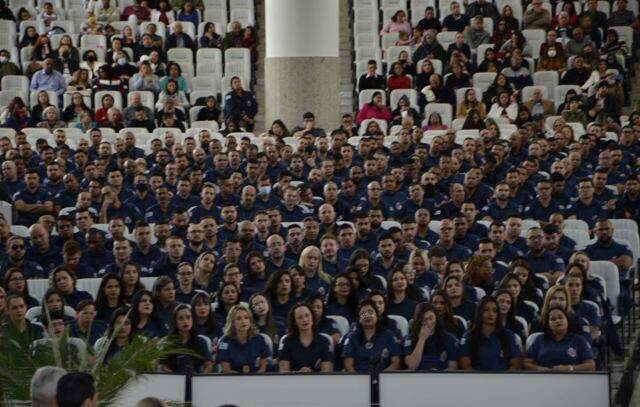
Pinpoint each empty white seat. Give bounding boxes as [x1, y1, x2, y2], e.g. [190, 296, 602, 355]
[191, 76, 221, 93]
[355, 46, 382, 63]
[472, 72, 496, 93]
[167, 47, 193, 64]
[564, 219, 590, 233]
[229, 7, 255, 26]
[609, 219, 638, 233]
[1, 75, 29, 92]
[196, 61, 224, 78]
[533, 71, 559, 95]
[79, 34, 107, 51]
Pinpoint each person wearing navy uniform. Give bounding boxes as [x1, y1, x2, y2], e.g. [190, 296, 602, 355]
[524, 307, 596, 371]
[488, 222, 522, 264]
[13, 169, 53, 226]
[524, 227, 565, 285]
[188, 184, 220, 223]
[223, 76, 258, 131]
[160, 304, 214, 374]
[278, 186, 307, 222]
[480, 182, 519, 223]
[504, 216, 528, 254]
[371, 232, 399, 279]
[217, 304, 271, 373]
[435, 219, 473, 261]
[0, 236, 45, 279]
[404, 303, 459, 371]
[354, 212, 379, 253]
[379, 174, 407, 218]
[459, 296, 522, 371]
[524, 179, 567, 222]
[585, 218, 634, 285]
[278, 303, 334, 372]
[452, 213, 479, 252]
[342, 299, 402, 373]
[568, 178, 608, 229]
[615, 175, 640, 221]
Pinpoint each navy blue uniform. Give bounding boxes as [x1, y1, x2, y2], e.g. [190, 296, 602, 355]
[459, 328, 521, 371]
[216, 334, 271, 373]
[402, 332, 459, 370]
[13, 187, 53, 225]
[278, 333, 333, 372]
[526, 332, 594, 368]
[342, 328, 401, 372]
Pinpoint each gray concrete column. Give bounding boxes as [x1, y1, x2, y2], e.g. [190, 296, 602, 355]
[265, 0, 340, 131]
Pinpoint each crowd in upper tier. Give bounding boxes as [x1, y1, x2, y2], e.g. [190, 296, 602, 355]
[0, 0, 638, 376]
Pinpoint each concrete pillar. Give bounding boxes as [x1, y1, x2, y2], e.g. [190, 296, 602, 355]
[265, 0, 340, 131]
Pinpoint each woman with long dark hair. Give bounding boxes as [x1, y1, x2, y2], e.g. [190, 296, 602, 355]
[95, 274, 126, 322]
[3, 267, 38, 308]
[265, 269, 296, 321]
[459, 296, 521, 371]
[494, 288, 527, 343]
[102, 307, 133, 363]
[326, 273, 359, 324]
[214, 282, 240, 328]
[307, 292, 341, 345]
[160, 304, 214, 373]
[430, 290, 467, 339]
[130, 289, 167, 339]
[386, 268, 418, 321]
[404, 303, 459, 371]
[278, 302, 334, 372]
[191, 291, 221, 344]
[119, 262, 146, 303]
[249, 292, 285, 347]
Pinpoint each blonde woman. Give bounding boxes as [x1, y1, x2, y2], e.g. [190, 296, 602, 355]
[193, 252, 219, 293]
[216, 304, 271, 373]
[299, 246, 332, 296]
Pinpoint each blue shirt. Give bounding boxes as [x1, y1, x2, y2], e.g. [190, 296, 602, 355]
[439, 241, 473, 261]
[30, 68, 66, 95]
[216, 334, 271, 373]
[278, 333, 333, 372]
[124, 193, 158, 216]
[277, 203, 307, 222]
[402, 332, 459, 371]
[494, 243, 522, 264]
[69, 319, 107, 346]
[480, 200, 520, 223]
[145, 204, 174, 223]
[524, 198, 570, 222]
[526, 332, 594, 368]
[164, 335, 213, 373]
[585, 239, 633, 280]
[13, 187, 53, 225]
[342, 328, 401, 373]
[459, 328, 521, 371]
[568, 198, 608, 229]
[524, 250, 565, 275]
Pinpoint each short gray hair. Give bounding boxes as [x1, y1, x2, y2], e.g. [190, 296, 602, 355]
[30, 366, 67, 407]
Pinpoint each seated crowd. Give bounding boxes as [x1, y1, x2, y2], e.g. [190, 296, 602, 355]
[0, 0, 638, 377]
[356, 0, 638, 132]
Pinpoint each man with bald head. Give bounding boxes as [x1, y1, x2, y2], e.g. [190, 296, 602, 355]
[27, 223, 62, 272]
[0, 160, 24, 197]
[318, 203, 337, 235]
[238, 185, 258, 220]
[265, 233, 294, 274]
[30, 58, 65, 95]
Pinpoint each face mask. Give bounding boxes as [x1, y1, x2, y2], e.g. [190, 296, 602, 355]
[135, 182, 148, 192]
[0, 56, 7, 63]
[547, 49, 556, 57]
[258, 186, 271, 196]
[117, 58, 127, 65]
[61, 51, 69, 59]
[86, 55, 96, 62]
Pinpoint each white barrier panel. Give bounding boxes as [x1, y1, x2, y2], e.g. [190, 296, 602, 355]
[379, 372, 609, 407]
[114, 374, 186, 406]
[192, 374, 370, 407]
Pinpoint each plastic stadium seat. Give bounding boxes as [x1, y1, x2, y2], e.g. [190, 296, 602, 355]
[167, 47, 194, 64]
[563, 229, 590, 250]
[455, 87, 482, 105]
[1, 75, 29, 92]
[191, 76, 221, 93]
[0, 90, 28, 108]
[358, 88, 386, 108]
[0, 200, 12, 225]
[385, 45, 412, 64]
[410, 0, 435, 25]
[597, 0, 610, 16]
[354, 7, 380, 26]
[611, 25, 634, 49]
[590, 261, 621, 321]
[190, 121, 220, 131]
[424, 103, 453, 127]
[563, 219, 590, 233]
[472, 72, 496, 93]
[230, 8, 255, 26]
[326, 315, 350, 336]
[475, 44, 494, 66]
[94, 90, 123, 110]
[50, 33, 80, 49]
[190, 90, 216, 105]
[381, 220, 401, 230]
[388, 315, 409, 337]
[127, 91, 155, 111]
[355, 59, 383, 79]
[381, 33, 400, 52]
[220, 74, 249, 96]
[533, 71, 559, 96]
[353, 0, 377, 9]
[26, 305, 76, 322]
[171, 21, 195, 40]
[355, 32, 379, 50]
[610, 219, 638, 233]
[355, 46, 382, 64]
[354, 20, 378, 36]
[553, 85, 582, 107]
[390, 89, 419, 109]
[76, 277, 103, 298]
[202, 11, 228, 34]
[80, 34, 107, 51]
[196, 61, 224, 79]
[521, 86, 549, 102]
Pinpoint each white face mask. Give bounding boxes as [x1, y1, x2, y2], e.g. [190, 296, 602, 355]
[117, 58, 127, 65]
[547, 49, 557, 57]
[0, 56, 8, 63]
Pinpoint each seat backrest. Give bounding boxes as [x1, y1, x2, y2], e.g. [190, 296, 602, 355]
[326, 315, 350, 336]
[589, 261, 620, 315]
[525, 332, 543, 350]
[562, 229, 590, 250]
[76, 278, 102, 298]
[564, 219, 590, 233]
[472, 72, 497, 92]
[609, 219, 638, 233]
[424, 103, 453, 127]
[388, 314, 409, 338]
